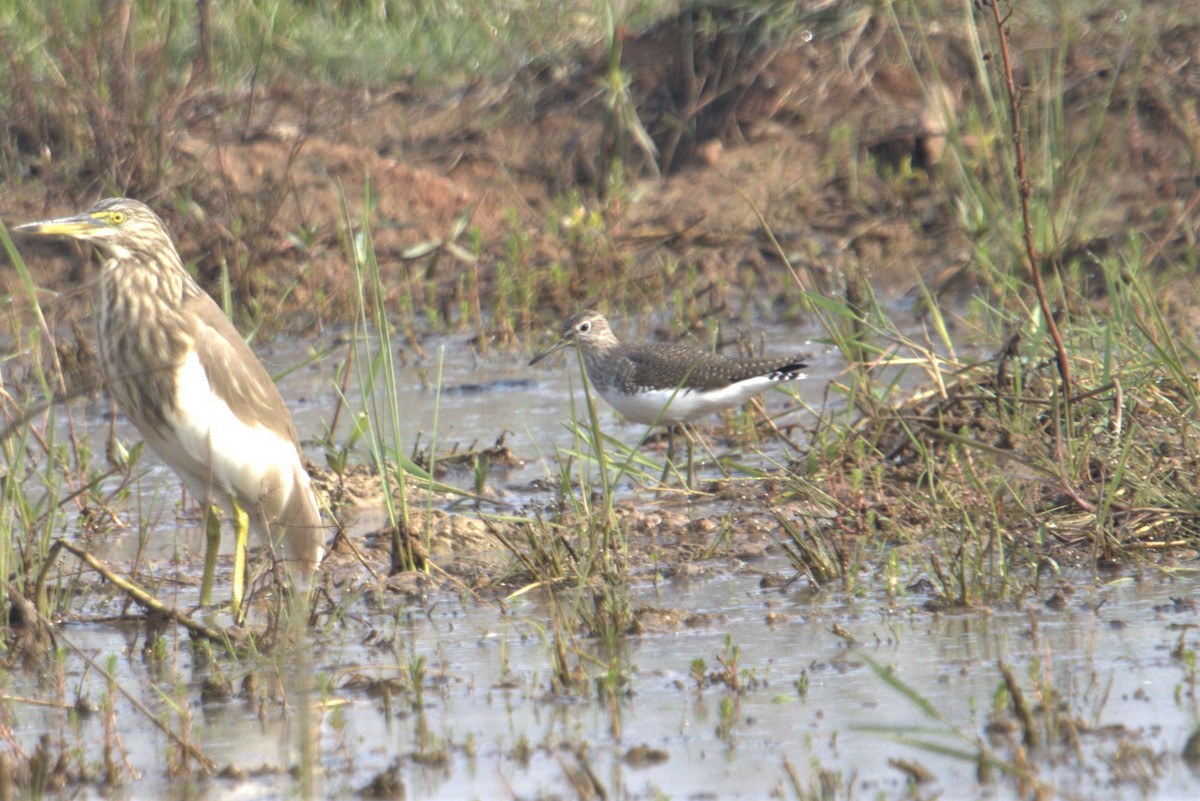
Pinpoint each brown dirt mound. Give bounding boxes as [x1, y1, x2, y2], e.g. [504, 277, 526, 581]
[4, 4, 1200, 343]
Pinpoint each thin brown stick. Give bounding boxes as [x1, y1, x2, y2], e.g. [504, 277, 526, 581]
[34, 539, 229, 644]
[984, 2, 1072, 394]
[325, 336, 355, 447]
[998, 659, 1040, 750]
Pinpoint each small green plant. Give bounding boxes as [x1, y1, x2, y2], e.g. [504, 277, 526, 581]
[408, 654, 427, 713]
[690, 658, 707, 689]
[715, 695, 737, 742]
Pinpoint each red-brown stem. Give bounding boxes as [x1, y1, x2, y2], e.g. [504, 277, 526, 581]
[986, 2, 1072, 394]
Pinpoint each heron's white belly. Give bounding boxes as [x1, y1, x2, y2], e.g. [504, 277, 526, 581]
[160, 350, 300, 514]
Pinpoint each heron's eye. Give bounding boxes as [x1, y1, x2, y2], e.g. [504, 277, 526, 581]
[109, 211, 127, 225]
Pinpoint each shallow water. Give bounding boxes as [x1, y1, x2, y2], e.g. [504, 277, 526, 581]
[17, 559, 1200, 799]
[14, 326, 1200, 799]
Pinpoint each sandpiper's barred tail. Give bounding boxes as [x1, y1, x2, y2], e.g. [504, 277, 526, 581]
[530, 310, 807, 425]
[14, 198, 325, 611]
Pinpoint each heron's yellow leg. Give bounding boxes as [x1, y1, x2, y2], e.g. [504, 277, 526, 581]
[200, 506, 221, 607]
[231, 501, 250, 620]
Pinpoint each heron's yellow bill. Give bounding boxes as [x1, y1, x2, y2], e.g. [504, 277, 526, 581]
[14, 210, 114, 238]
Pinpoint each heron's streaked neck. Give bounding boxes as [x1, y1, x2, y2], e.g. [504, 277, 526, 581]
[98, 241, 137, 260]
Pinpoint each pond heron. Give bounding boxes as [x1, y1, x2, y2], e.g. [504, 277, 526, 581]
[15, 198, 325, 614]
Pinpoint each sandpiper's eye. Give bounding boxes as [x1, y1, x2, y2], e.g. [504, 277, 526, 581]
[578, 321, 591, 333]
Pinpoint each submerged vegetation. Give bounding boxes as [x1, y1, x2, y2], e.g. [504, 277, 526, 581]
[1, 0, 1200, 797]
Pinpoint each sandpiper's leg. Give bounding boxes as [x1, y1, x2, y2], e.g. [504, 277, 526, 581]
[659, 425, 678, 486]
[231, 500, 250, 620]
[682, 424, 697, 488]
[200, 506, 221, 607]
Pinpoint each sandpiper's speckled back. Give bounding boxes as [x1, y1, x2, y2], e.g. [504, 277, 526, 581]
[542, 310, 807, 425]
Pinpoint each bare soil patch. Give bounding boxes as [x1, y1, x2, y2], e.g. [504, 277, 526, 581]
[8, 5, 1198, 343]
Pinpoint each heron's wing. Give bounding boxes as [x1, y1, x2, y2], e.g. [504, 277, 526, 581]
[183, 288, 304, 451]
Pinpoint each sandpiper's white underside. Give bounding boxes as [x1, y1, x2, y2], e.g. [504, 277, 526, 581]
[148, 350, 323, 561]
[595, 374, 791, 425]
